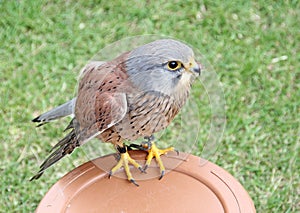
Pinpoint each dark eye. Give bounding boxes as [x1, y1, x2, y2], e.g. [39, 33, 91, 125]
[167, 61, 182, 71]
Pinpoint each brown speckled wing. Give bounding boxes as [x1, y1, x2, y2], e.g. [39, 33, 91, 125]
[75, 53, 129, 145]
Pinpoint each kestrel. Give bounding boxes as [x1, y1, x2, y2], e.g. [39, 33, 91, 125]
[31, 39, 201, 185]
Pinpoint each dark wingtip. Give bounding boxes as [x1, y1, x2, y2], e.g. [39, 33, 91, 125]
[29, 172, 43, 181]
[32, 116, 41, 123]
[32, 116, 48, 127]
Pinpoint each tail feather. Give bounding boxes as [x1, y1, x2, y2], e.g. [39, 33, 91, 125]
[30, 122, 80, 181]
[50, 119, 76, 152]
[32, 98, 76, 125]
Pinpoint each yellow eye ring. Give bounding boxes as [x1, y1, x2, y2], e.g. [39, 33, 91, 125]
[167, 61, 182, 71]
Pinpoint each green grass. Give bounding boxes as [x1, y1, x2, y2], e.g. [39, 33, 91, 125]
[1, 0, 299, 212]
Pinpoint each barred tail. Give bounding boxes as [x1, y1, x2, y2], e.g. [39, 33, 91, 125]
[30, 121, 80, 180]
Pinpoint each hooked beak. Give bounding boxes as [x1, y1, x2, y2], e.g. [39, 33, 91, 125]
[191, 63, 201, 75]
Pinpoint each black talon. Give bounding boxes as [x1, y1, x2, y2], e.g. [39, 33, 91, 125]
[159, 170, 165, 180]
[130, 179, 139, 187]
[143, 164, 149, 171]
[175, 149, 179, 155]
[138, 167, 146, 173]
[108, 171, 112, 179]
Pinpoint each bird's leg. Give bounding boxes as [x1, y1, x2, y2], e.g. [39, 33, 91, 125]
[109, 144, 143, 186]
[142, 136, 177, 180]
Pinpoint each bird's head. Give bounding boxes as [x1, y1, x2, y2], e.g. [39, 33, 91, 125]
[125, 39, 201, 97]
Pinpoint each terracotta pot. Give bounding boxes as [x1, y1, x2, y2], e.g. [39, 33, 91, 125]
[36, 150, 255, 213]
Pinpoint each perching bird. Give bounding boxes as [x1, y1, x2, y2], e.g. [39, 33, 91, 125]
[30, 39, 201, 185]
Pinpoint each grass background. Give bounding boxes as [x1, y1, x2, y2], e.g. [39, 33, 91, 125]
[1, 0, 299, 212]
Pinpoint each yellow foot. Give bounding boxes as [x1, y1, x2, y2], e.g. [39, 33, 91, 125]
[109, 146, 143, 186]
[143, 141, 175, 180]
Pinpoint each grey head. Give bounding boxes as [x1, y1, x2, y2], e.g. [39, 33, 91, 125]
[125, 39, 201, 96]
